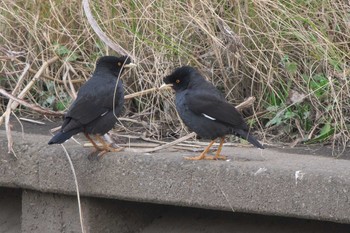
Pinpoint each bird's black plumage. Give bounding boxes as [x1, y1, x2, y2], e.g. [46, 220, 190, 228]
[48, 56, 134, 145]
[163, 66, 263, 159]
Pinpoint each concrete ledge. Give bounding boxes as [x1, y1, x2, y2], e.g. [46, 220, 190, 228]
[1, 130, 350, 224]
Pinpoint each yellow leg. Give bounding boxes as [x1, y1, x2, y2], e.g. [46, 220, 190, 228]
[184, 139, 216, 160]
[95, 135, 124, 157]
[84, 133, 100, 151]
[206, 137, 226, 160]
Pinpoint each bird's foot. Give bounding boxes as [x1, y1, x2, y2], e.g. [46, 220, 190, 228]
[87, 145, 124, 160]
[184, 154, 226, 161]
[202, 154, 227, 160]
[97, 145, 124, 158]
[184, 155, 204, 160]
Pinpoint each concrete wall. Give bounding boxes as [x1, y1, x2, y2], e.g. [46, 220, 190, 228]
[1, 188, 349, 233]
[1, 130, 350, 232]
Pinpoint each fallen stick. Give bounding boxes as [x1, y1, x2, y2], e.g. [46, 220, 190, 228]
[0, 89, 65, 116]
[123, 132, 197, 153]
[68, 96, 257, 154]
[82, 0, 133, 60]
[124, 87, 158, 100]
[15, 58, 84, 84]
[0, 86, 168, 119]
[122, 96, 256, 153]
[0, 56, 59, 154]
[19, 118, 45, 125]
[10, 56, 59, 110]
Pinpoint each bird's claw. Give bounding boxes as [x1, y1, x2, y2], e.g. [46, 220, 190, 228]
[184, 154, 227, 161]
[204, 155, 227, 160]
[88, 146, 124, 160]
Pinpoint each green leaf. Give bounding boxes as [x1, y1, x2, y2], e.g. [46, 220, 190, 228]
[284, 111, 295, 119]
[319, 122, 331, 135]
[266, 105, 279, 112]
[54, 43, 79, 61]
[285, 62, 298, 75]
[54, 43, 70, 56]
[66, 53, 79, 62]
[266, 114, 283, 127]
[303, 111, 310, 119]
[306, 122, 334, 144]
[55, 102, 67, 111]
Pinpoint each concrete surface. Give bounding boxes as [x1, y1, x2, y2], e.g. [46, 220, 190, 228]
[0, 188, 21, 233]
[1, 188, 349, 233]
[21, 189, 164, 233]
[1, 130, 350, 228]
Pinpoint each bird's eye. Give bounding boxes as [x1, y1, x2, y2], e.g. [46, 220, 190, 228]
[117, 62, 122, 66]
[176, 79, 180, 84]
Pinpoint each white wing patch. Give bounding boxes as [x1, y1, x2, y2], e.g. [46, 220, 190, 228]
[100, 111, 108, 117]
[202, 113, 216, 121]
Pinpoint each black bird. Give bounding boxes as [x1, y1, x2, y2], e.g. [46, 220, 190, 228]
[48, 56, 136, 156]
[163, 66, 264, 160]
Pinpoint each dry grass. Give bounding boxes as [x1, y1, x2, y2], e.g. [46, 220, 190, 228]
[1, 0, 350, 152]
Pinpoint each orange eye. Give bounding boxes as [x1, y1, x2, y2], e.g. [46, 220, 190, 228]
[117, 62, 122, 66]
[176, 79, 180, 84]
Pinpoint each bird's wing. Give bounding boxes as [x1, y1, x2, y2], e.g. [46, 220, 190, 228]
[65, 79, 117, 125]
[186, 92, 248, 130]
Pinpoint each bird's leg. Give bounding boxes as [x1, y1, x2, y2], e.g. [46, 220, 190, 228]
[84, 133, 100, 151]
[84, 133, 103, 159]
[184, 139, 216, 160]
[95, 135, 124, 157]
[213, 137, 226, 160]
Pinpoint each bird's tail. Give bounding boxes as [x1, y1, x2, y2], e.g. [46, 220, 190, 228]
[48, 130, 78, 145]
[235, 129, 264, 149]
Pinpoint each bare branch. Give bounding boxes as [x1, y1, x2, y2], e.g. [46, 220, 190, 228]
[236, 96, 255, 111]
[82, 0, 134, 60]
[124, 87, 159, 100]
[10, 56, 59, 110]
[122, 96, 257, 153]
[0, 88, 65, 116]
[123, 132, 197, 153]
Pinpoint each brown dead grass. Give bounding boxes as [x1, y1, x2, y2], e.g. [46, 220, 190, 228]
[1, 0, 349, 152]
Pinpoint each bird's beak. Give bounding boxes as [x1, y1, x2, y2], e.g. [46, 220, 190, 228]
[124, 63, 137, 68]
[159, 83, 173, 90]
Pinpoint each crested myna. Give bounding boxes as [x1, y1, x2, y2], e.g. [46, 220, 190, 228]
[163, 66, 264, 160]
[48, 56, 136, 156]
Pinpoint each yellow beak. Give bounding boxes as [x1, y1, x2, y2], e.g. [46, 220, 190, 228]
[159, 83, 173, 90]
[124, 62, 137, 68]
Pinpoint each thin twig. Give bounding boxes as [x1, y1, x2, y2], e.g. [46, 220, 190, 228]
[60, 145, 85, 233]
[235, 96, 255, 111]
[19, 118, 45, 125]
[0, 56, 59, 154]
[124, 87, 159, 100]
[1, 64, 31, 155]
[24, 62, 84, 84]
[123, 96, 256, 153]
[10, 56, 59, 109]
[0, 88, 65, 116]
[4, 110, 14, 155]
[12, 63, 31, 95]
[123, 132, 197, 153]
[82, 0, 134, 59]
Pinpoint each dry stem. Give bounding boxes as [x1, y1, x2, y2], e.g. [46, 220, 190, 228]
[0, 88, 65, 116]
[82, 0, 134, 59]
[0, 56, 59, 154]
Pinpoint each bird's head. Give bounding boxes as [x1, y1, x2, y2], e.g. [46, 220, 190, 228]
[163, 66, 198, 91]
[96, 56, 136, 75]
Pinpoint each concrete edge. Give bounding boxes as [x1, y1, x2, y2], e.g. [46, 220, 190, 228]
[1, 130, 350, 224]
